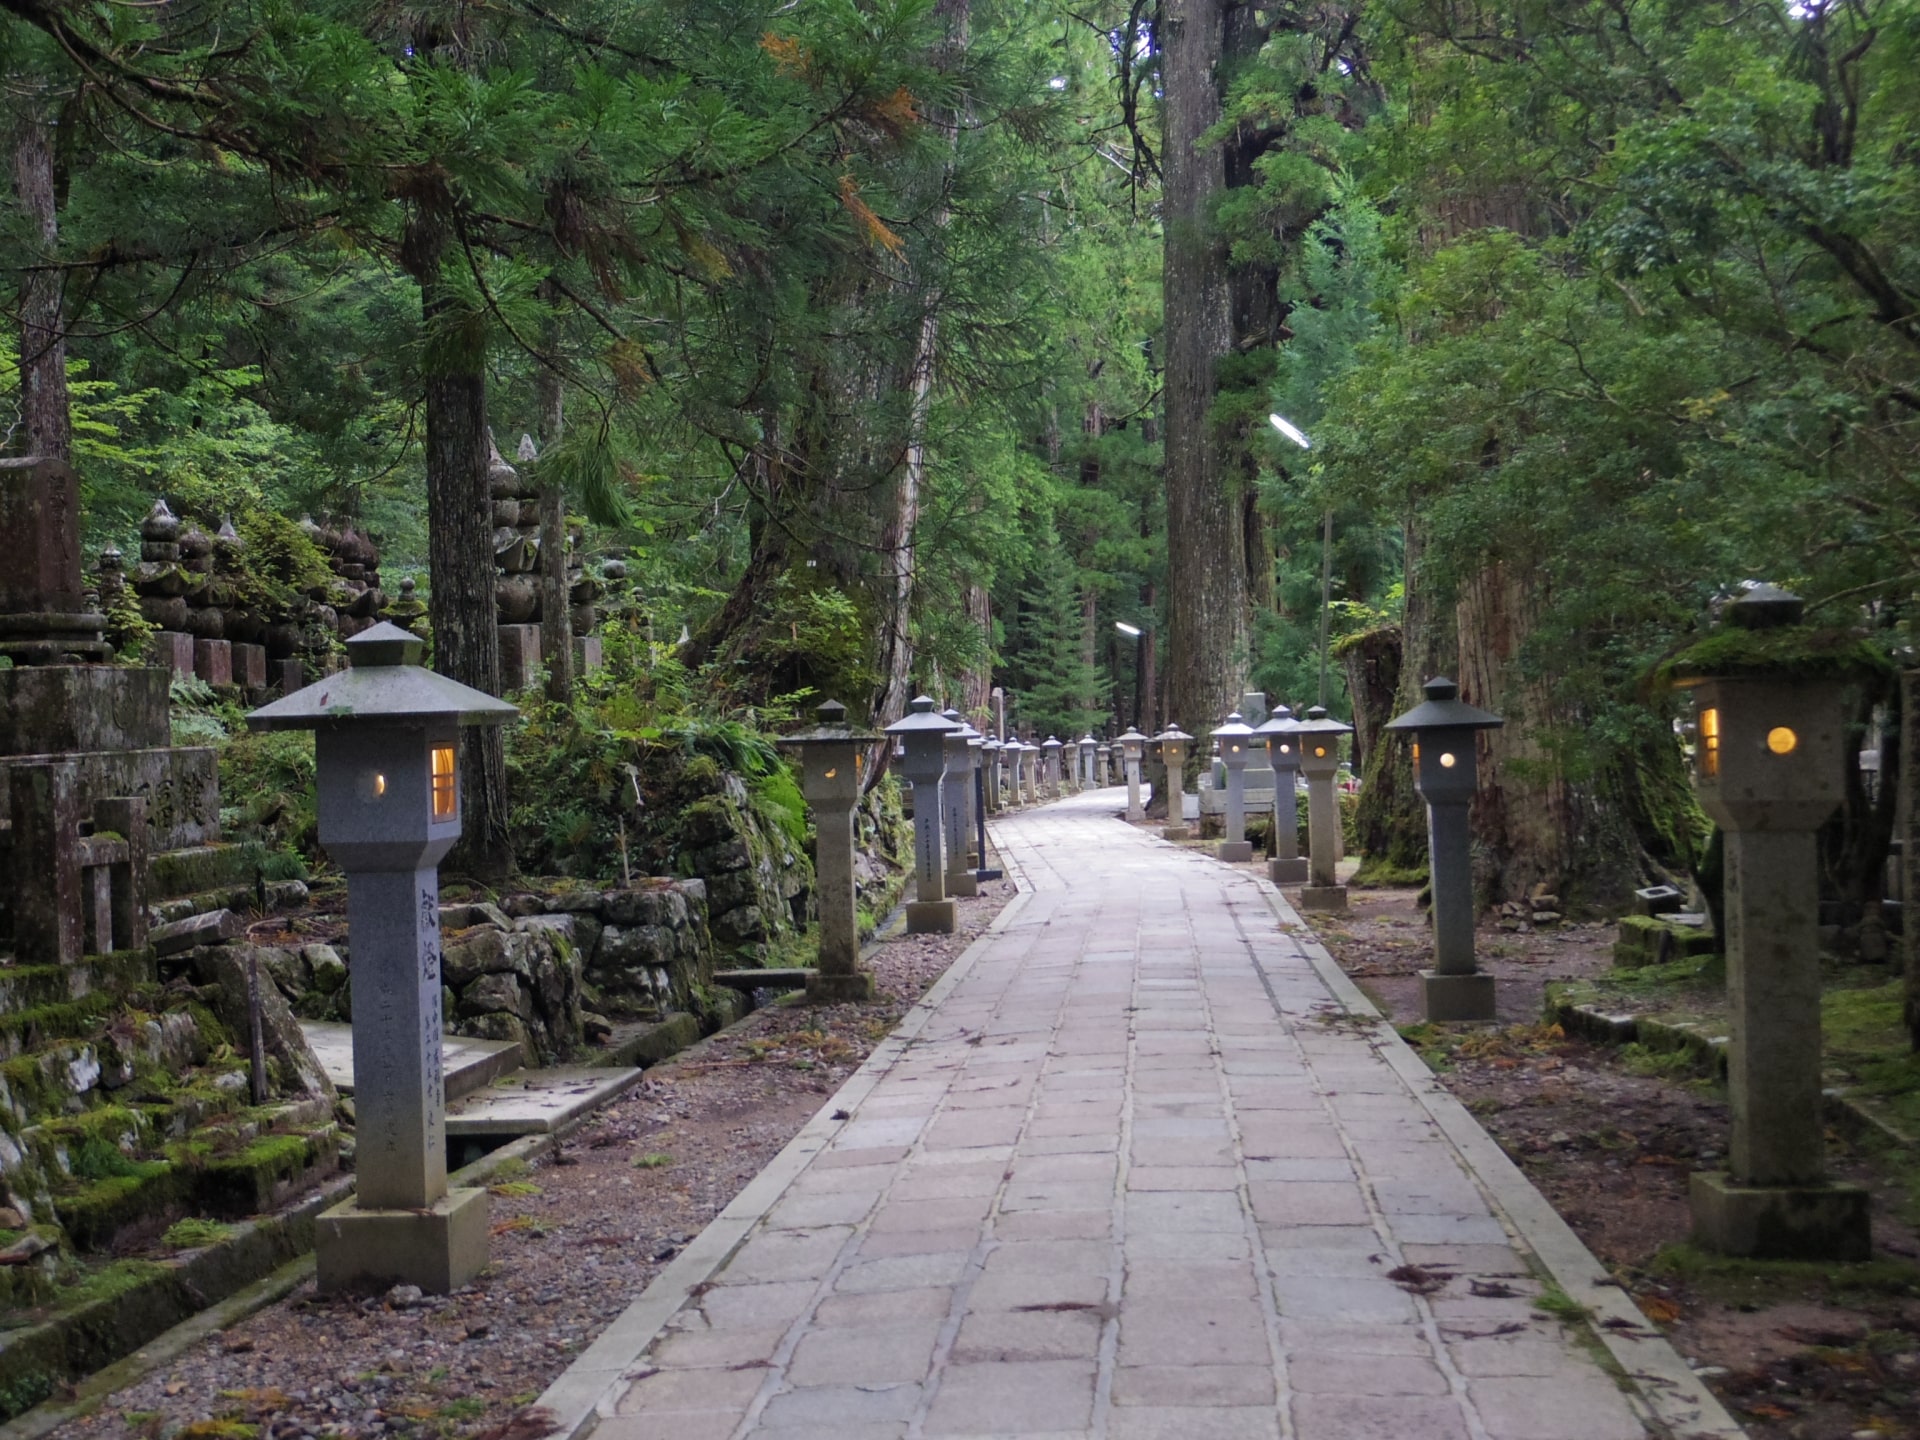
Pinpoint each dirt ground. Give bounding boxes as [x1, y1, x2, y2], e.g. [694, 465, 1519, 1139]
[51, 880, 1016, 1440]
[1297, 882, 1920, 1440]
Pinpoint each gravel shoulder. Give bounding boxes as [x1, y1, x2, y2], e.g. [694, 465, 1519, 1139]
[1299, 882, 1920, 1440]
[49, 880, 1017, 1440]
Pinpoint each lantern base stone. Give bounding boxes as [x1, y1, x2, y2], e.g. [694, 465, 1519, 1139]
[906, 899, 957, 934]
[1298, 884, 1348, 913]
[1420, 970, 1496, 1022]
[806, 970, 876, 1004]
[1217, 840, 1254, 863]
[315, 1187, 489, 1295]
[1690, 1172, 1870, 1261]
[1269, 857, 1310, 884]
[1161, 823, 1190, 842]
[947, 872, 979, 899]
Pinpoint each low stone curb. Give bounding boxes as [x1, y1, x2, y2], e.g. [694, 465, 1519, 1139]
[1249, 874, 1748, 1440]
[528, 854, 1034, 1440]
[0, 1173, 353, 1439]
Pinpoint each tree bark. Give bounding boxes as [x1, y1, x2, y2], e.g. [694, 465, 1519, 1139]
[1901, 667, 1918, 1048]
[1162, 0, 1247, 735]
[405, 207, 512, 879]
[10, 103, 69, 463]
[1455, 557, 1639, 910]
[1353, 516, 1448, 873]
[873, 0, 972, 732]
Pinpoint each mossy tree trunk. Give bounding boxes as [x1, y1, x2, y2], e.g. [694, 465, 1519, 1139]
[1900, 667, 1918, 1048]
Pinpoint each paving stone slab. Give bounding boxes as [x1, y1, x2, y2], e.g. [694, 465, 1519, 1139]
[533, 792, 1727, 1440]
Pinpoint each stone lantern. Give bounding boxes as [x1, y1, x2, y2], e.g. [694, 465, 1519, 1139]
[982, 736, 1003, 814]
[1155, 724, 1194, 841]
[1295, 707, 1353, 912]
[247, 622, 517, 1294]
[1675, 585, 1870, 1258]
[885, 697, 961, 933]
[779, 700, 879, 1003]
[941, 709, 980, 899]
[1385, 678, 1505, 1021]
[1041, 736, 1064, 799]
[999, 738, 1020, 808]
[1096, 740, 1112, 789]
[1079, 734, 1098, 791]
[1255, 706, 1307, 884]
[1212, 712, 1256, 862]
[1118, 727, 1148, 822]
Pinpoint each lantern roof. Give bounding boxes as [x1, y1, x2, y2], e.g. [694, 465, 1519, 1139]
[1384, 677, 1503, 734]
[884, 695, 961, 736]
[1212, 711, 1254, 740]
[246, 622, 519, 732]
[1292, 704, 1355, 739]
[1117, 727, 1148, 746]
[781, 698, 879, 747]
[940, 707, 983, 743]
[1253, 705, 1297, 736]
[1080, 733, 1098, 747]
[1042, 735, 1063, 750]
[1154, 723, 1194, 744]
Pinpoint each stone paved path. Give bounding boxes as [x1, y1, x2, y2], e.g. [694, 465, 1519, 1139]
[587, 792, 1667, 1439]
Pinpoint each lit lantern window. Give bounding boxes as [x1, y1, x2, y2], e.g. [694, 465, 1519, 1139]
[1314, 746, 1327, 758]
[372, 773, 387, 797]
[431, 744, 458, 819]
[1439, 752, 1457, 769]
[1699, 707, 1721, 777]
[1410, 743, 1420, 763]
[1767, 726, 1798, 756]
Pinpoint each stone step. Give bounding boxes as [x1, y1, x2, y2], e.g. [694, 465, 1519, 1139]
[444, 1065, 646, 1139]
[300, 1020, 522, 1103]
[711, 968, 815, 992]
[0, 950, 153, 1017]
[148, 843, 257, 900]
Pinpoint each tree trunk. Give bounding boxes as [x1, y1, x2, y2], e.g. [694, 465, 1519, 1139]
[535, 358, 572, 706]
[1901, 667, 1918, 1048]
[873, 0, 972, 732]
[10, 103, 69, 463]
[1353, 515, 1447, 873]
[1339, 624, 1400, 788]
[405, 208, 512, 879]
[1162, 0, 1247, 735]
[1455, 557, 1639, 911]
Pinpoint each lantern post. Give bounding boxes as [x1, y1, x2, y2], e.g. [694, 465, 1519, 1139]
[1118, 727, 1148, 822]
[247, 623, 516, 1294]
[886, 697, 961, 934]
[1212, 711, 1256, 862]
[1385, 678, 1504, 1021]
[1255, 706, 1307, 883]
[1041, 736, 1064, 799]
[1295, 707, 1353, 912]
[941, 709, 980, 899]
[1676, 585, 1871, 1258]
[779, 701, 880, 1003]
[1156, 724, 1194, 841]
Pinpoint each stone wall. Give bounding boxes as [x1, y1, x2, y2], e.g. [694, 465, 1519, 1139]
[501, 880, 713, 1023]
